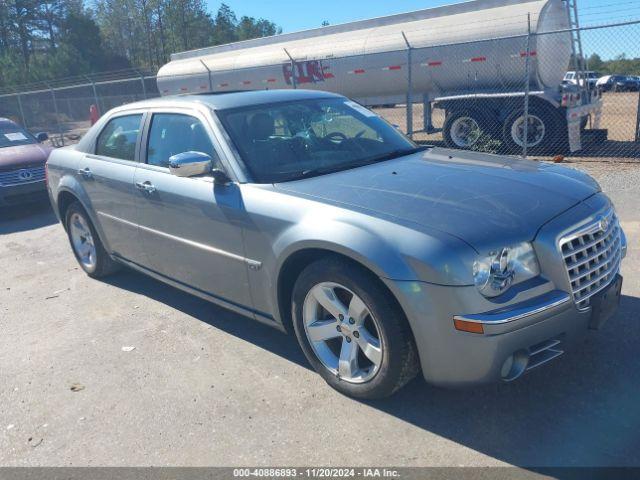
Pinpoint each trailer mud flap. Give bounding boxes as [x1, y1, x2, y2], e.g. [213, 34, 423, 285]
[566, 99, 604, 152]
[568, 119, 582, 152]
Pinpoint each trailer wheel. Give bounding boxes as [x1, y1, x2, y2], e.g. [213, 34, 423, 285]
[443, 110, 495, 149]
[502, 106, 564, 154]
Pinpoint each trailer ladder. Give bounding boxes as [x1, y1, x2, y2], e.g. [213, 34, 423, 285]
[565, 0, 589, 99]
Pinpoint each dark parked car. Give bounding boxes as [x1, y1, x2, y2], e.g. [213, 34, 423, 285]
[0, 118, 51, 207]
[626, 75, 640, 92]
[596, 75, 638, 92]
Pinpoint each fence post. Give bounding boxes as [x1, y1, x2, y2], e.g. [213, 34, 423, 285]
[85, 74, 100, 112]
[423, 94, 433, 133]
[402, 31, 413, 138]
[200, 60, 213, 91]
[635, 90, 640, 142]
[132, 68, 147, 100]
[522, 13, 532, 159]
[47, 83, 64, 147]
[135, 69, 147, 99]
[283, 48, 297, 89]
[16, 93, 27, 128]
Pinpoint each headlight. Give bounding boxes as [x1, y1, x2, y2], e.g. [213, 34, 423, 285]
[473, 242, 540, 298]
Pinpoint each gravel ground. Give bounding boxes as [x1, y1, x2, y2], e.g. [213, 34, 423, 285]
[0, 161, 638, 468]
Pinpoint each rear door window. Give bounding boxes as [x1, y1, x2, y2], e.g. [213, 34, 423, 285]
[95, 114, 143, 161]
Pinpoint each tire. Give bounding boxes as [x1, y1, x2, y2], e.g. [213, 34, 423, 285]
[443, 109, 497, 150]
[501, 105, 565, 155]
[64, 201, 120, 278]
[291, 256, 419, 399]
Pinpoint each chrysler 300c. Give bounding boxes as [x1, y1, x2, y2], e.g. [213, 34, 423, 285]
[46, 90, 627, 398]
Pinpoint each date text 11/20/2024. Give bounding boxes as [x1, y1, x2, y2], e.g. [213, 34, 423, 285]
[232, 468, 400, 477]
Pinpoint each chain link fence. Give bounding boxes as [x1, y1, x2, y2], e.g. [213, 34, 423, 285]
[0, 18, 639, 162]
[359, 18, 640, 162]
[0, 70, 158, 147]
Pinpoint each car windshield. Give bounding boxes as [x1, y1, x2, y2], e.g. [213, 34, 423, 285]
[0, 123, 37, 148]
[217, 97, 418, 183]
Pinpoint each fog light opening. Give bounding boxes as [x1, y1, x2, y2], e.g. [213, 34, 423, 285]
[501, 350, 529, 382]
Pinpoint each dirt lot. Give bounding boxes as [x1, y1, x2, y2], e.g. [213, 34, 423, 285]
[0, 161, 639, 467]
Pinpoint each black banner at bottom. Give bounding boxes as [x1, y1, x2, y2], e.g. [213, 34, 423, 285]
[0, 467, 639, 480]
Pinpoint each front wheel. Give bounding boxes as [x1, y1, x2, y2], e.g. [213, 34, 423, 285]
[292, 257, 419, 399]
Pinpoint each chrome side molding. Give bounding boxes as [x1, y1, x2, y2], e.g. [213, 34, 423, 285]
[97, 211, 262, 269]
[453, 290, 571, 325]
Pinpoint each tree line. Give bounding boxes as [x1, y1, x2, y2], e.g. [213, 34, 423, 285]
[587, 53, 640, 76]
[0, 1, 281, 89]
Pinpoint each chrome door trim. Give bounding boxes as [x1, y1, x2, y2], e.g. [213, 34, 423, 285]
[97, 210, 262, 269]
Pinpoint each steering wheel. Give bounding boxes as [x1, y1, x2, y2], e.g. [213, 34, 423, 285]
[326, 131, 349, 144]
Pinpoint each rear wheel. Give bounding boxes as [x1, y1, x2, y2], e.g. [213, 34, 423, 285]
[501, 106, 565, 154]
[443, 109, 496, 150]
[65, 201, 120, 278]
[292, 257, 419, 399]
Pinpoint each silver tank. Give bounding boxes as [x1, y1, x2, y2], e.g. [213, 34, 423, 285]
[157, 0, 571, 105]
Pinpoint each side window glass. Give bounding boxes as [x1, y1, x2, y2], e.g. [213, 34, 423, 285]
[147, 113, 219, 168]
[95, 114, 142, 161]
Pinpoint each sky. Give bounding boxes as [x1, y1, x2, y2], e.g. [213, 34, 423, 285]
[210, 0, 640, 33]
[208, 0, 640, 59]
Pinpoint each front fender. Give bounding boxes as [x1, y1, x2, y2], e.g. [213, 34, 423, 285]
[268, 214, 476, 325]
[274, 211, 476, 284]
[273, 220, 418, 281]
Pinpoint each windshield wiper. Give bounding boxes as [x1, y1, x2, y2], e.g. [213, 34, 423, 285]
[361, 145, 430, 164]
[275, 146, 430, 182]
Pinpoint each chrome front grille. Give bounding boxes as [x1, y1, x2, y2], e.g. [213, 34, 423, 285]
[0, 166, 45, 186]
[560, 209, 622, 310]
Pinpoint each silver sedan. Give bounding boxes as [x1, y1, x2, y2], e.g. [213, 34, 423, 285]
[46, 90, 627, 398]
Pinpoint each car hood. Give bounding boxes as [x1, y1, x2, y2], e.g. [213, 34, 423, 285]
[275, 147, 599, 251]
[0, 143, 52, 170]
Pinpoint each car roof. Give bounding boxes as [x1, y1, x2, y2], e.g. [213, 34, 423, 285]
[112, 89, 343, 114]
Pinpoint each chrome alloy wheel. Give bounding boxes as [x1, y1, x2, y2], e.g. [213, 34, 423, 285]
[69, 212, 97, 270]
[511, 114, 546, 148]
[450, 116, 481, 147]
[302, 282, 383, 383]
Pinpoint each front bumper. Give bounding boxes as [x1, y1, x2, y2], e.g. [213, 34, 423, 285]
[384, 193, 626, 387]
[0, 180, 48, 207]
[384, 278, 597, 387]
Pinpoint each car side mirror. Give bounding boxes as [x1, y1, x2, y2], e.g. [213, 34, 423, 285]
[211, 168, 232, 185]
[169, 151, 212, 177]
[36, 132, 49, 143]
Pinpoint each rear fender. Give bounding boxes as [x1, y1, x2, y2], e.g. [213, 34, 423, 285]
[55, 175, 113, 254]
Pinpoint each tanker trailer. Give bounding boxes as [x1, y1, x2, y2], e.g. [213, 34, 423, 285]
[157, 0, 601, 153]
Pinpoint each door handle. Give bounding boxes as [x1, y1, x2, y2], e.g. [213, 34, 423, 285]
[77, 167, 93, 179]
[135, 180, 156, 194]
